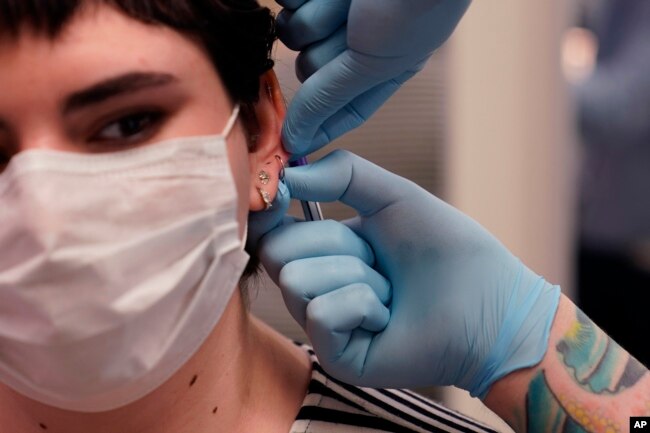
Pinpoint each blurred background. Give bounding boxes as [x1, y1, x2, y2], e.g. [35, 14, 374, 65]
[252, 0, 650, 430]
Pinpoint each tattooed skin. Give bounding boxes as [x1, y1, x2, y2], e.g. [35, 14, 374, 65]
[556, 310, 646, 395]
[526, 372, 623, 433]
[525, 308, 649, 433]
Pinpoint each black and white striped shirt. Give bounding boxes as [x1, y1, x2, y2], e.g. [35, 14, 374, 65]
[290, 344, 500, 433]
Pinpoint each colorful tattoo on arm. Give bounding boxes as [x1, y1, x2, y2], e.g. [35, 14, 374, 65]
[556, 310, 647, 394]
[527, 372, 621, 433]
[524, 308, 649, 433]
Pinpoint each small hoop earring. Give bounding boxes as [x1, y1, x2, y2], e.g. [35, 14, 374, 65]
[258, 170, 270, 185]
[258, 188, 273, 211]
[275, 155, 286, 181]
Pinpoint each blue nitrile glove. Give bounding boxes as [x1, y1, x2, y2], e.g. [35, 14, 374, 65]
[258, 150, 561, 399]
[277, 0, 471, 156]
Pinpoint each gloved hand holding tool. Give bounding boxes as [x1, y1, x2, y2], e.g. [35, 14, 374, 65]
[258, 150, 560, 399]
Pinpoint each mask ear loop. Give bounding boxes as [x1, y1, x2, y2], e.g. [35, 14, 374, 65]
[241, 220, 249, 251]
[222, 105, 241, 138]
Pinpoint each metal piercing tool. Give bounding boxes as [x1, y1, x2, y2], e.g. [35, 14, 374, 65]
[289, 157, 323, 221]
[275, 80, 323, 221]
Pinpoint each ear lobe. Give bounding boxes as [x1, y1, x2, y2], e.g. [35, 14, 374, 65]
[248, 70, 290, 212]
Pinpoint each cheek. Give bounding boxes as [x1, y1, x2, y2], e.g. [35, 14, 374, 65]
[225, 129, 252, 239]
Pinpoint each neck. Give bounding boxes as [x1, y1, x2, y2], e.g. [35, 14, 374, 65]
[0, 290, 311, 433]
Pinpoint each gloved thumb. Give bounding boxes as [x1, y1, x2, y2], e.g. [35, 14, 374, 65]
[284, 149, 415, 217]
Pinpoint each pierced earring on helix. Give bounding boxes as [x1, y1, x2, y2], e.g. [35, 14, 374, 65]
[275, 155, 286, 181]
[258, 170, 270, 185]
[258, 188, 273, 211]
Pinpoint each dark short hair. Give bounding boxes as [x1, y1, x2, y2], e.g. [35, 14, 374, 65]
[0, 0, 277, 104]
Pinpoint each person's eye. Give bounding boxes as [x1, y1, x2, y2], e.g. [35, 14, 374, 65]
[90, 111, 165, 145]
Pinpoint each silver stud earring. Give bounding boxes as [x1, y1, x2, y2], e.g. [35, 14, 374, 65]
[258, 170, 270, 185]
[258, 188, 273, 211]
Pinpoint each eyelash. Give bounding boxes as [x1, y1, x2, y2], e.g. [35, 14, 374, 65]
[89, 110, 166, 147]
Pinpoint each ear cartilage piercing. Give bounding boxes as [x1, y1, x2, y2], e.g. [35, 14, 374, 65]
[258, 170, 270, 185]
[275, 155, 286, 181]
[258, 188, 273, 211]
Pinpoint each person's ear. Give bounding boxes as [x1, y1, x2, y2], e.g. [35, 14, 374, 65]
[247, 70, 290, 212]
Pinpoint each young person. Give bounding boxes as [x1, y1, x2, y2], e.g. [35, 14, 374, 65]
[0, 1, 496, 432]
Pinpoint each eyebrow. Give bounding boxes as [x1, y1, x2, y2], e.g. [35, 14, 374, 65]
[63, 72, 179, 114]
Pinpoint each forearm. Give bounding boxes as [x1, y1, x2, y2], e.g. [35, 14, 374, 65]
[484, 294, 650, 433]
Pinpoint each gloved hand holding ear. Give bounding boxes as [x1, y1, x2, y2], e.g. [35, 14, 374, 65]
[258, 150, 560, 399]
[276, 0, 471, 156]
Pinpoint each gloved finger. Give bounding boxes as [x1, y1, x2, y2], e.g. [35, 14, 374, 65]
[246, 181, 291, 252]
[282, 50, 389, 155]
[306, 283, 389, 367]
[319, 327, 375, 384]
[275, 0, 308, 10]
[259, 219, 374, 282]
[295, 26, 347, 83]
[308, 68, 419, 150]
[286, 53, 429, 155]
[279, 255, 391, 327]
[277, 0, 351, 51]
[284, 150, 412, 217]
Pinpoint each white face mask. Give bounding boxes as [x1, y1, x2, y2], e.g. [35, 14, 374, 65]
[0, 106, 249, 412]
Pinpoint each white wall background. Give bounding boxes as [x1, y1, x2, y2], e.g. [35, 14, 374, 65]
[443, 0, 576, 426]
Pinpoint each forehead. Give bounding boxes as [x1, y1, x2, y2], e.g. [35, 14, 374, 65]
[0, 4, 218, 102]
